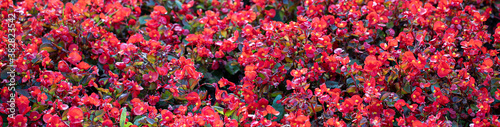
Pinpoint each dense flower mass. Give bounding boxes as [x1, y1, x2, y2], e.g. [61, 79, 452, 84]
[2, 0, 500, 126]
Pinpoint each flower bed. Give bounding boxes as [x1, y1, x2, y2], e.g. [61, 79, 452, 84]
[1, 0, 500, 126]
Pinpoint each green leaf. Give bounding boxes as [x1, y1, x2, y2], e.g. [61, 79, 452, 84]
[387, 22, 394, 28]
[402, 84, 411, 95]
[160, 91, 173, 101]
[264, 6, 275, 10]
[133, 115, 146, 126]
[349, 58, 361, 65]
[133, 61, 144, 66]
[221, 30, 227, 38]
[491, 77, 500, 87]
[175, 0, 182, 9]
[16, 89, 30, 98]
[470, 104, 479, 111]
[196, 5, 205, 10]
[0, 67, 13, 80]
[93, 110, 105, 122]
[225, 109, 236, 117]
[120, 108, 127, 127]
[258, 73, 266, 79]
[40, 44, 57, 52]
[271, 95, 285, 122]
[271, 91, 283, 98]
[224, 61, 240, 75]
[213, 106, 224, 115]
[272, 10, 283, 22]
[118, 93, 129, 105]
[124, 122, 133, 127]
[272, 94, 282, 104]
[182, 19, 191, 30]
[346, 86, 357, 93]
[145, 0, 156, 7]
[346, 78, 359, 85]
[145, 118, 156, 124]
[147, 54, 156, 63]
[380, 92, 390, 101]
[325, 81, 341, 88]
[138, 15, 151, 25]
[377, 29, 386, 38]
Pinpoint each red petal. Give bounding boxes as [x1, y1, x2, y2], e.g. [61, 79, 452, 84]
[484, 58, 493, 67]
[266, 105, 280, 116]
[77, 62, 91, 70]
[67, 52, 82, 64]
